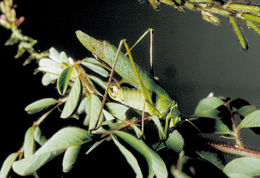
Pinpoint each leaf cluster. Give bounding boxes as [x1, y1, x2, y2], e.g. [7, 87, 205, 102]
[1, 45, 260, 178]
[0, 0, 48, 63]
[142, 0, 260, 50]
[0, 0, 260, 178]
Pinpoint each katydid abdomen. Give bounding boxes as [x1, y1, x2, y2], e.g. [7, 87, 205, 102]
[76, 30, 180, 122]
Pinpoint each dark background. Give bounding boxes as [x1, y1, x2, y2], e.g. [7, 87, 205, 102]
[0, 0, 260, 177]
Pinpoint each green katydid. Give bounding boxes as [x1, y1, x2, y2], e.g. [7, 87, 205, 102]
[75, 29, 181, 136]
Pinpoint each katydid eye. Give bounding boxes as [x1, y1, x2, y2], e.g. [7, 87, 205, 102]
[109, 86, 119, 97]
[111, 86, 118, 93]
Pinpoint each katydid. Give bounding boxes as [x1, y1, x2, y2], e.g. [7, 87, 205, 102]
[75, 29, 181, 135]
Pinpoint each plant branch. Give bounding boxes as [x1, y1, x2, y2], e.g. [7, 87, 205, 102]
[0, 0, 48, 64]
[224, 99, 244, 148]
[144, 0, 260, 49]
[210, 142, 260, 158]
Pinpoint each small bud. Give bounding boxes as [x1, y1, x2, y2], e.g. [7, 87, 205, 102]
[201, 11, 220, 26]
[0, 2, 6, 13]
[148, 0, 160, 10]
[9, 8, 16, 22]
[0, 14, 11, 28]
[16, 16, 25, 26]
[207, 92, 214, 98]
[4, 0, 13, 7]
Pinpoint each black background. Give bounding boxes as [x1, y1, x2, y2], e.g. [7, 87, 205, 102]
[1, 0, 260, 177]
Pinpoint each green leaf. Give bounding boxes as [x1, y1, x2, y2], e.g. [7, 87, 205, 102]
[132, 125, 143, 139]
[166, 130, 184, 153]
[88, 94, 104, 131]
[12, 127, 92, 176]
[224, 173, 252, 178]
[214, 120, 231, 134]
[243, 14, 260, 24]
[114, 131, 168, 178]
[77, 97, 88, 114]
[88, 75, 107, 90]
[81, 61, 109, 78]
[57, 66, 73, 95]
[223, 157, 260, 177]
[5, 34, 18, 46]
[15, 42, 26, 58]
[82, 57, 101, 65]
[194, 97, 224, 119]
[24, 127, 36, 158]
[25, 98, 58, 114]
[171, 168, 191, 178]
[38, 58, 62, 75]
[85, 139, 106, 155]
[61, 77, 82, 119]
[246, 20, 260, 37]
[34, 127, 47, 146]
[106, 102, 130, 120]
[41, 73, 58, 86]
[103, 109, 115, 121]
[238, 105, 258, 117]
[111, 135, 143, 178]
[62, 145, 81, 173]
[227, 3, 260, 13]
[238, 110, 260, 129]
[0, 152, 19, 178]
[196, 151, 224, 170]
[151, 116, 166, 140]
[229, 16, 248, 51]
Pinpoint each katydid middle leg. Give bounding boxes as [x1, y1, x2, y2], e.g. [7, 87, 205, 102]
[126, 28, 155, 77]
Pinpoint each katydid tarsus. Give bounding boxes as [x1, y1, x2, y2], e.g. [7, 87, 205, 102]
[76, 29, 181, 136]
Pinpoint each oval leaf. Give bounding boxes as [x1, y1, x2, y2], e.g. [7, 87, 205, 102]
[61, 77, 82, 119]
[239, 110, 260, 129]
[77, 97, 89, 114]
[111, 135, 143, 178]
[166, 130, 184, 153]
[194, 97, 224, 119]
[196, 151, 225, 170]
[41, 73, 58, 86]
[85, 139, 106, 155]
[57, 66, 73, 95]
[62, 145, 81, 173]
[34, 127, 47, 146]
[12, 127, 92, 176]
[81, 61, 109, 78]
[103, 109, 115, 121]
[114, 131, 168, 178]
[0, 152, 18, 178]
[24, 127, 36, 158]
[25, 98, 58, 114]
[224, 157, 260, 177]
[106, 102, 130, 120]
[238, 105, 258, 117]
[88, 94, 104, 131]
[214, 120, 231, 134]
[151, 116, 166, 140]
[88, 75, 107, 90]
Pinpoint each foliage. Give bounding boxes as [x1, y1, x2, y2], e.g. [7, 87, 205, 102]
[0, 0, 260, 177]
[143, 0, 260, 50]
